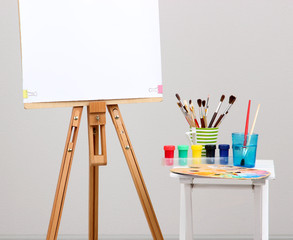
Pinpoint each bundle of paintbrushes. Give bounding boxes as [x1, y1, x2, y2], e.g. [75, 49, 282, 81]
[175, 93, 237, 128]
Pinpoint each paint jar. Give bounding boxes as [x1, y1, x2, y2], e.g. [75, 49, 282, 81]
[178, 145, 189, 166]
[191, 145, 202, 164]
[219, 144, 230, 165]
[205, 144, 216, 164]
[164, 145, 175, 166]
[232, 133, 258, 168]
[164, 145, 175, 158]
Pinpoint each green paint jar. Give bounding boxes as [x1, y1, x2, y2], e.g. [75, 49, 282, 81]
[178, 145, 189, 166]
[178, 145, 189, 158]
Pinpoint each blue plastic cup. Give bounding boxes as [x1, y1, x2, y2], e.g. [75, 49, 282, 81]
[232, 133, 258, 168]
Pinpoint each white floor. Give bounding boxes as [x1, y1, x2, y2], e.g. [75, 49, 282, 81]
[0, 235, 292, 240]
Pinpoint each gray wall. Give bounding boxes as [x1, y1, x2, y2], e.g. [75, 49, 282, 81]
[1, 0, 292, 237]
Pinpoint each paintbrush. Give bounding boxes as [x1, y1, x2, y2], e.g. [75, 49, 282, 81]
[182, 100, 195, 124]
[208, 95, 225, 128]
[206, 95, 210, 116]
[202, 100, 206, 111]
[197, 99, 205, 128]
[189, 100, 200, 128]
[182, 104, 195, 126]
[188, 100, 194, 114]
[176, 94, 192, 122]
[177, 102, 195, 127]
[241, 100, 251, 166]
[175, 93, 184, 107]
[213, 95, 236, 128]
[183, 100, 189, 113]
[202, 100, 207, 127]
[249, 104, 260, 136]
[242, 104, 260, 158]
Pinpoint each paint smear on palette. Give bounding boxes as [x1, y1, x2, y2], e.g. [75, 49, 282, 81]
[171, 164, 270, 180]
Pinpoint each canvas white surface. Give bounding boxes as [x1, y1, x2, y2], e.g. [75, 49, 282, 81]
[19, 0, 162, 103]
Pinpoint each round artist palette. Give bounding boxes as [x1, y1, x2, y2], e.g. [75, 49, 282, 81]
[171, 164, 270, 180]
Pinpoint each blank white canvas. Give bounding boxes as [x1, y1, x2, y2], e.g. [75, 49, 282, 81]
[19, 0, 162, 103]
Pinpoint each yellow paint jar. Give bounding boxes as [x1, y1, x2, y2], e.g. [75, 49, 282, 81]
[191, 145, 203, 164]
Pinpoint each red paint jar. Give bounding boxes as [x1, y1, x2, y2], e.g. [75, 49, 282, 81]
[164, 145, 175, 158]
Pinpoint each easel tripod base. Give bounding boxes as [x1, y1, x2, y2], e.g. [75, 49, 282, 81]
[46, 102, 163, 240]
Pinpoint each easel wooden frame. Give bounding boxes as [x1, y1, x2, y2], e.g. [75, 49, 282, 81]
[45, 101, 164, 240]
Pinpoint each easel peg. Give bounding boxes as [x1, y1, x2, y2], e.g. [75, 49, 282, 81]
[74, 116, 79, 120]
[68, 148, 73, 152]
[125, 145, 130, 150]
[115, 115, 119, 119]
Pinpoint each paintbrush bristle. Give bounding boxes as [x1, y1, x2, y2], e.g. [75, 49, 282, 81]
[229, 95, 236, 104]
[197, 99, 202, 107]
[175, 93, 181, 101]
[177, 102, 183, 108]
[202, 100, 206, 107]
[183, 99, 188, 108]
[189, 99, 192, 105]
[220, 95, 225, 102]
[190, 102, 194, 109]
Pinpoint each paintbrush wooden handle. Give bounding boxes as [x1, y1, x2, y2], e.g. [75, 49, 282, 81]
[194, 118, 200, 128]
[185, 116, 193, 127]
[203, 116, 207, 128]
[200, 118, 205, 128]
[214, 114, 224, 128]
[208, 112, 218, 128]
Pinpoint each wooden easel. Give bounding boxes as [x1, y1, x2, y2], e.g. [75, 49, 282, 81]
[45, 102, 163, 240]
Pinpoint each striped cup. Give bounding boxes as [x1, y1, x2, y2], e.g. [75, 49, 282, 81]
[186, 127, 219, 156]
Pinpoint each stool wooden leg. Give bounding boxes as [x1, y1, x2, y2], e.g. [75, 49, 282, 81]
[254, 180, 269, 240]
[108, 104, 164, 240]
[46, 107, 83, 240]
[179, 178, 193, 240]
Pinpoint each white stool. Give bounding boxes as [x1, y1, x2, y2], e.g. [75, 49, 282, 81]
[170, 160, 275, 240]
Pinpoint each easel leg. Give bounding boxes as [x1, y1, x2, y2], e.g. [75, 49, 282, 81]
[46, 107, 83, 240]
[89, 165, 99, 240]
[88, 103, 107, 240]
[108, 105, 164, 240]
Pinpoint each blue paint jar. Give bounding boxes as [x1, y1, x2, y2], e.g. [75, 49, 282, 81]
[219, 144, 230, 165]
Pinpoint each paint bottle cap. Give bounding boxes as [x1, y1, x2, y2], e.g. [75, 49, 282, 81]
[164, 145, 175, 151]
[191, 145, 202, 150]
[205, 144, 216, 150]
[218, 144, 230, 150]
[177, 145, 189, 151]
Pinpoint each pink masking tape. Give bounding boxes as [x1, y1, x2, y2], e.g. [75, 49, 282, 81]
[158, 85, 163, 94]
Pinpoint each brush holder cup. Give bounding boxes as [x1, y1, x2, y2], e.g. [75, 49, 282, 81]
[185, 127, 219, 157]
[232, 133, 258, 168]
